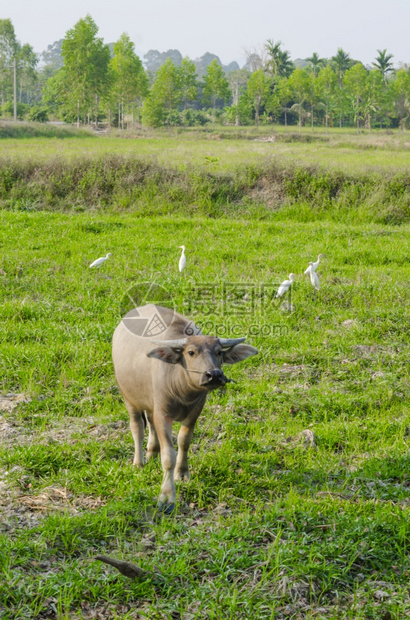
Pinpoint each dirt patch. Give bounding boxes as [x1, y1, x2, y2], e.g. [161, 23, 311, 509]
[16, 484, 106, 513]
[0, 393, 31, 413]
[0, 410, 129, 449]
[246, 175, 284, 209]
[0, 482, 106, 534]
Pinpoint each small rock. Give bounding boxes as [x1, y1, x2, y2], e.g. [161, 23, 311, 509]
[341, 319, 356, 328]
[374, 590, 390, 600]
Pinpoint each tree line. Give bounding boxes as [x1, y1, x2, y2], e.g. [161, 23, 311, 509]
[1, 15, 409, 130]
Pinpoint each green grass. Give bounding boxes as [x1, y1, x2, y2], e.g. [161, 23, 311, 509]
[0, 130, 410, 617]
[0, 123, 409, 173]
[0, 150, 409, 225]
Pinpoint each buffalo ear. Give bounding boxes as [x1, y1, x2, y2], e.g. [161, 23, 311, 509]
[222, 344, 258, 365]
[147, 346, 183, 364]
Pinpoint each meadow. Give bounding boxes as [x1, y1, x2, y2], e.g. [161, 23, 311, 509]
[0, 124, 410, 618]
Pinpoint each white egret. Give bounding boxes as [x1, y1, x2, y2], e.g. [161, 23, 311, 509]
[304, 254, 323, 275]
[276, 274, 296, 298]
[308, 263, 320, 290]
[178, 245, 186, 272]
[89, 253, 112, 268]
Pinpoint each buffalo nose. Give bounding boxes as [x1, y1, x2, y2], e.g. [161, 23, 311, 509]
[205, 369, 224, 382]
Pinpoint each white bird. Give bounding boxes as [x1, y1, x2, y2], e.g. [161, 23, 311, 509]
[89, 253, 112, 268]
[308, 263, 320, 290]
[304, 254, 323, 275]
[178, 245, 186, 272]
[276, 273, 296, 298]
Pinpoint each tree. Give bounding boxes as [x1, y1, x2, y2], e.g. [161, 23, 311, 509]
[194, 52, 223, 79]
[316, 66, 337, 131]
[179, 57, 197, 110]
[243, 47, 265, 72]
[331, 48, 352, 127]
[306, 52, 326, 77]
[40, 40, 64, 73]
[268, 76, 292, 125]
[228, 67, 249, 126]
[142, 59, 182, 127]
[17, 43, 38, 104]
[265, 39, 294, 78]
[202, 59, 231, 123]
[372, 49, 395, 84]
[343, 63, 368, 132]
[246, 69, 270, 125]
[110, 33, 148, 128]
[0, 19, 18, 116]
[288, 69, 311, 131]
[61, 15, 111, 127]
[364, 69, 384, 129]
[331, 48, 353, 83]
[390, 69, 410, 130]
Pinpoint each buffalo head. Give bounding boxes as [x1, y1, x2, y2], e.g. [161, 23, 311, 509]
[147, 335, 258, 390]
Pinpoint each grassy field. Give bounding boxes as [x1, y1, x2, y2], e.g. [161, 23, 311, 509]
[1, 126, 410, 618]
[1, 122, 410, 173]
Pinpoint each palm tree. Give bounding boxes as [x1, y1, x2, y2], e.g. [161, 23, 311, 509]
[277, 49, 295, 78]
[331, 48, 352, 83]
[331, 48, 352, 127]
[306, 52, 326, 77]
[265, 39, 294, 78]
[265, 39, 282, 77]
[306, 53, 326, 130]
[372, 49, 395, 84]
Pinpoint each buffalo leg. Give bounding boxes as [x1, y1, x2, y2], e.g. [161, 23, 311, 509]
[145, 411, 160, 461]
[155, 413, 176, 513]
[175, 425, 194, 481]
[125, 401, 145, 467]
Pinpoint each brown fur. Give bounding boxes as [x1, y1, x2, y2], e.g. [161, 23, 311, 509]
[112, 304, 258, 511]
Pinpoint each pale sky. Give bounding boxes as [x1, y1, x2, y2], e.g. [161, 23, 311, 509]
[4, 0, 410, 67]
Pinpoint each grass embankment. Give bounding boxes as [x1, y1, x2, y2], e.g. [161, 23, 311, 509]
[0, 122, 93, 140]
[0, 152, 409, 225]
[0, 209, 410, 618]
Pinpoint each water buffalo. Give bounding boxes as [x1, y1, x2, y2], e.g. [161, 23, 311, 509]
[112, 304, 258, 513]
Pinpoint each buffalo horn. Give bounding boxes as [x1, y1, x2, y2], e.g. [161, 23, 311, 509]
[218, 337, 246, 348]
[150, 338, 187, 348]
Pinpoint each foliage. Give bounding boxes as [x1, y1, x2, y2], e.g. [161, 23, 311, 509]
[60, 15, 111, 126]
[0, 18, 18, 104]
[203, 59, 232, 122]
[1, 101, 27, 119]
[288, 69, 312, 130]
[391, 68, 410, 129]
[373, 48, 395, 84]
[245, 69, 271, 125]
[26, 105, 49, 122]
[109, 33, 148, 128]
[142, 59, 183, 127]
[0, 145, 409, 224]
[0, 16, 408, 131]
[265, 39, 295, 78]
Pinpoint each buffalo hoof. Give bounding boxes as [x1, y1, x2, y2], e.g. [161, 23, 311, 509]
[157, 501, 175, 515]
[174, 471, 190, 482]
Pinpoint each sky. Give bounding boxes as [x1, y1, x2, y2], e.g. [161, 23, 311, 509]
[4, 0, 410, 67]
